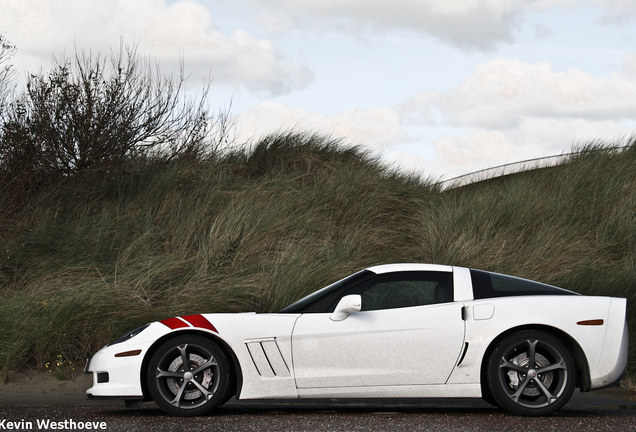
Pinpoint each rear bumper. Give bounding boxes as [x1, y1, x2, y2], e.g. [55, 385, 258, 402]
[593, 367, 626, 391]
[590, 299, 629, 390]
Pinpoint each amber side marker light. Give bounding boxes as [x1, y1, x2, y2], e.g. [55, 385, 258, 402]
[577, 319, 604, 326]
[114, 349, 142, 357]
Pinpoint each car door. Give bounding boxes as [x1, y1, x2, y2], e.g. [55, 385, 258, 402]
[291, 271, 466, 389]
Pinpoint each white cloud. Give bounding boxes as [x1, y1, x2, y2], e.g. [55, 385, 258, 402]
[0, 0, 312, 95]
[589, 0, 636, 22]
[247, 0, 636, 51]
[621, 53, 636, 78]
[235, 102, 408, 151]
[251, 0, 525, 51]
[403, 57, 636, 125]
[398, 57, 636, 177]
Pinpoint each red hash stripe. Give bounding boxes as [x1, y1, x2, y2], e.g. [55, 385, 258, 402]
[160, 317, 190, 329]
[181, 314, 218, 333]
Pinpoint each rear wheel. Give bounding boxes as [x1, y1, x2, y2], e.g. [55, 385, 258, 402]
[147, 335, 232, 416]
[487, 330, 576, 416]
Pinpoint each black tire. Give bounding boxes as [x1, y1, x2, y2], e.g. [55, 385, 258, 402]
[147, 335, 232, 416]
[486, 330, 576, 416]
[480, 382, 500, 407]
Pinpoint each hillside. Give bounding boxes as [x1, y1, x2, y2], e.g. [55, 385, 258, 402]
[1, 134, 635, 380]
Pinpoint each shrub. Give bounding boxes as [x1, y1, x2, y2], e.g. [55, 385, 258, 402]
[0, 45, 214, 201]
[0, 34, 16, 118]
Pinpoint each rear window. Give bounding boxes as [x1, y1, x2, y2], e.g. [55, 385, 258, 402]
[470, 269, 577, 299]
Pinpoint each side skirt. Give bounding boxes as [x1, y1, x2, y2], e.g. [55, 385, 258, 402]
[296, 384, 482, 399]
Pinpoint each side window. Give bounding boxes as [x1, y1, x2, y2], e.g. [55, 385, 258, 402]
[470, 269, 577, 299]
[339, 271, 453, 312]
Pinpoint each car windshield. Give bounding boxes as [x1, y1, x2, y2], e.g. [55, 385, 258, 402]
[278, 270, 370, 313]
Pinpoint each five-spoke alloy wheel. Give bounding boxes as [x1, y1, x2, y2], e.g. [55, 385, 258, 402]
[487, 330, 576, 416]
[147, 335, 232, 416]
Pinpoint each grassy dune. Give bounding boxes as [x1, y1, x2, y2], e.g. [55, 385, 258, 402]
[1, 133, 635, 381]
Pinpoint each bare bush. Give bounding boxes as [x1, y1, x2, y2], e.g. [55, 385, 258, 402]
[0, 35, 16, 119]
[0, 44, 216, 195]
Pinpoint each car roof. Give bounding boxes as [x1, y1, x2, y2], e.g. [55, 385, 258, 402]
[366, 263, 454, 274]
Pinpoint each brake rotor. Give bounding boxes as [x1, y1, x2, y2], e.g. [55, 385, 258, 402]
[166, 353, 213, 400]
[507, 352, 554, 397]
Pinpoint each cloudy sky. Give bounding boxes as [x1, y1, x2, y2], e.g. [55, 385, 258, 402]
[1, 0, 635, 180]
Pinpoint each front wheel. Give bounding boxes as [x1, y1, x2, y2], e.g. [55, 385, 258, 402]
[147, 335, 232, 416]
[487, 330, 576, 416]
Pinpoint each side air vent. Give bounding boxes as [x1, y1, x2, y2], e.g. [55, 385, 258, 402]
[244, 338, 291, 378]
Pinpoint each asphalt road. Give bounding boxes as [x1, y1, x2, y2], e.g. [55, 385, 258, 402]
[2, 392, 636, 432]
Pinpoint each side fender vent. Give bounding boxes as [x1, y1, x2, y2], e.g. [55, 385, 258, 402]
[244, 338, 291, 378]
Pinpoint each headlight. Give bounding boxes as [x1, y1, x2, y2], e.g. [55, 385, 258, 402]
[108, 324, 150, 346]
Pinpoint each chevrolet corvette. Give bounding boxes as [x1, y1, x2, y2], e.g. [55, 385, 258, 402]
[85, 263, 628, 416]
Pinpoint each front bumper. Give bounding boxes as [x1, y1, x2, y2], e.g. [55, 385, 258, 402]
[85, 322, 173, 399]
[85, 342, 147, 398]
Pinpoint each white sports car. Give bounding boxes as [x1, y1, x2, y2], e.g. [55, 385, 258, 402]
[85, 264, 628, 416]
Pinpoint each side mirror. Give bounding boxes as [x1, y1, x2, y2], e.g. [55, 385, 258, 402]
[330, 294, 362, 321]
